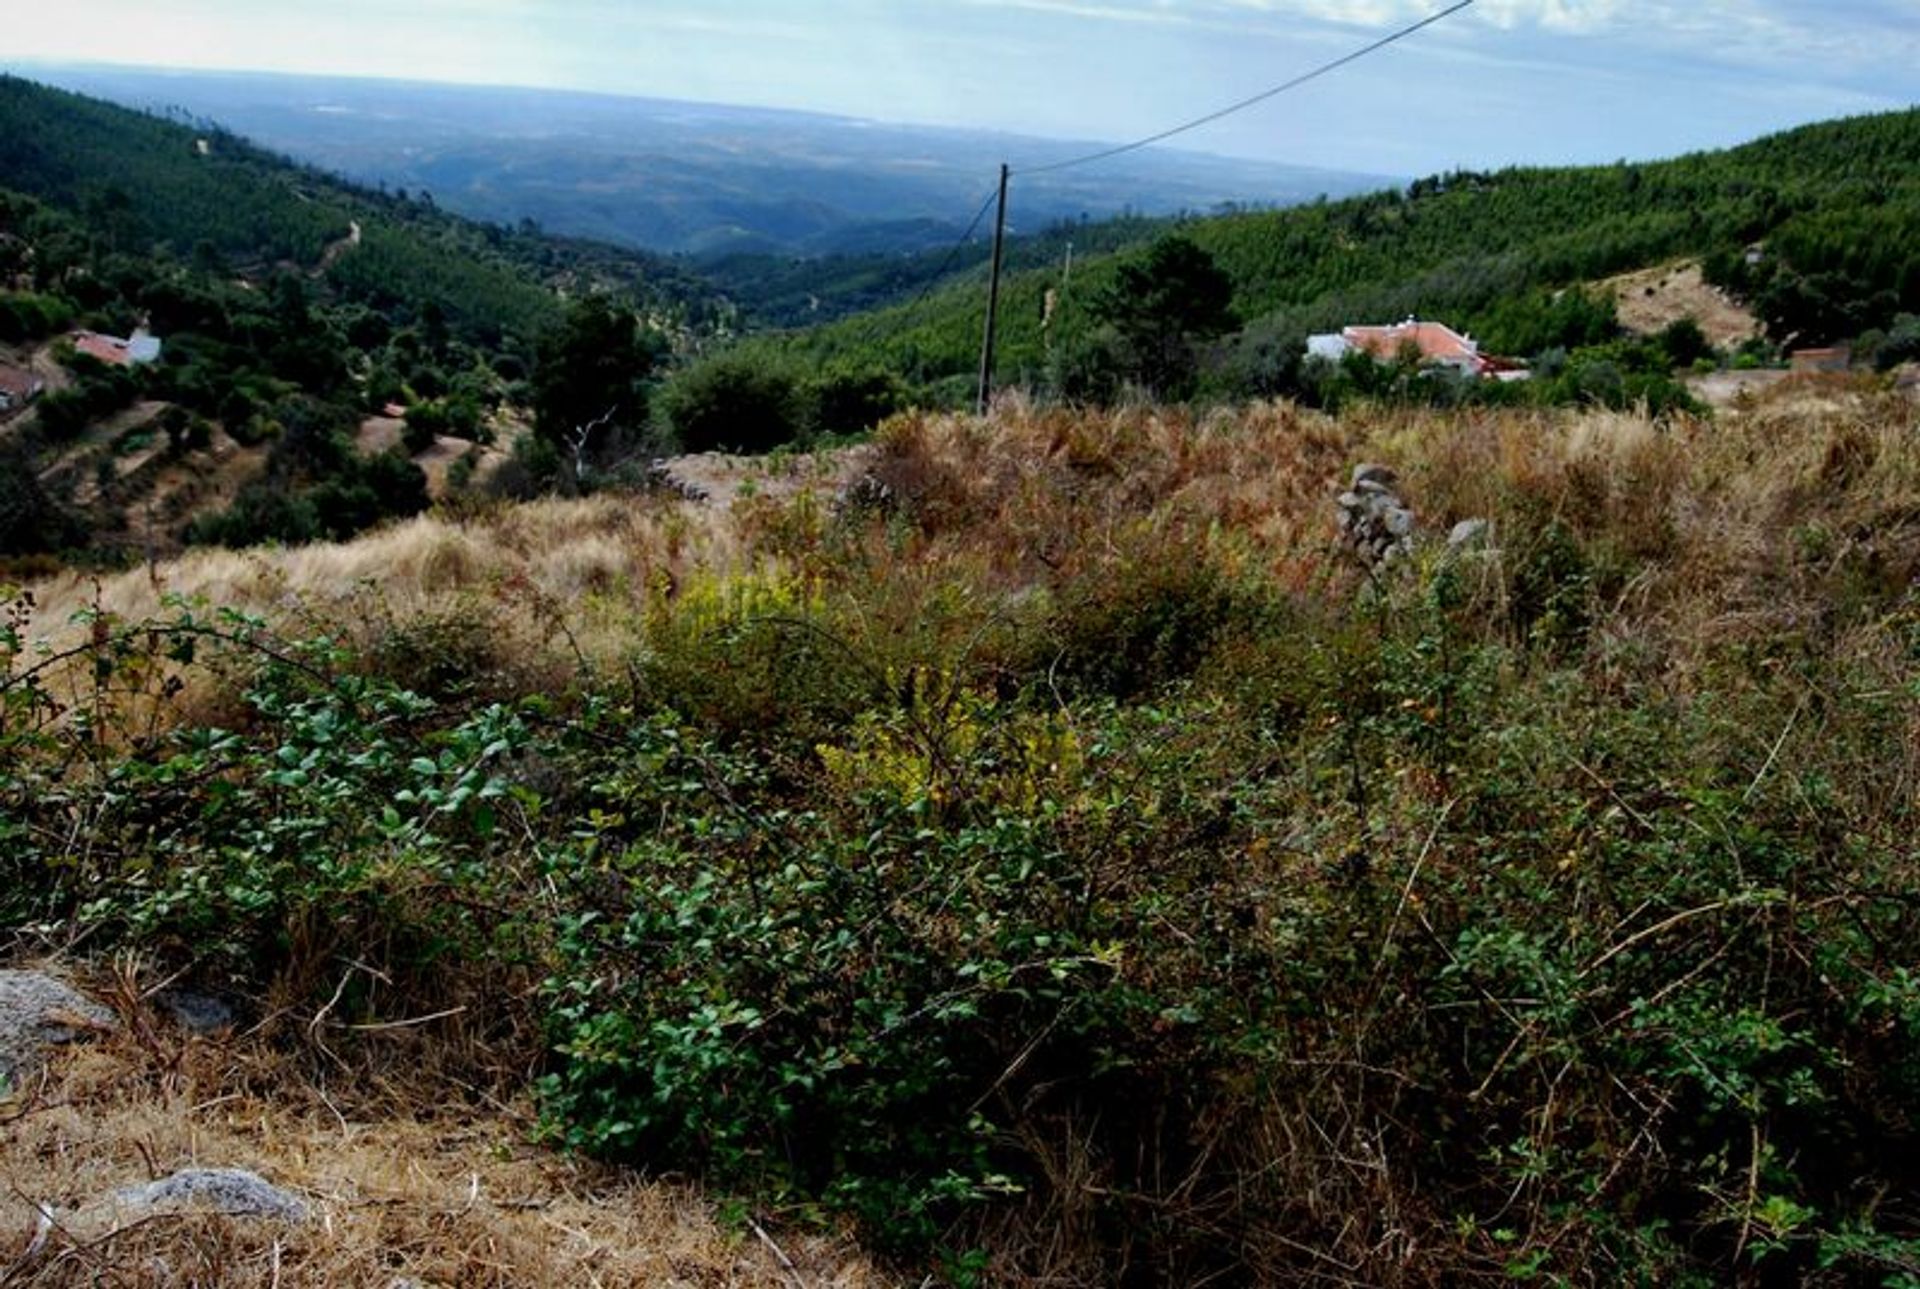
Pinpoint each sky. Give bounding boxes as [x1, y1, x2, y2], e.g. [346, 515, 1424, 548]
[7, 1, 1917, 175]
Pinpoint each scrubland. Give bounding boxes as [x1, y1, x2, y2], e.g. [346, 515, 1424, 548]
[6, 379, 1919, 1285]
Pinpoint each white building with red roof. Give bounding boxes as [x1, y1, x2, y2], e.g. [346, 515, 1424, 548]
[1308, 318, 1527, 380]
[70, 328, 163, 368]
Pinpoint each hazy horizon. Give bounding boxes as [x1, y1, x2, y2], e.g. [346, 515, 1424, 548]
[7, 2, 1915, 178]
[2, 57, 1390, 174]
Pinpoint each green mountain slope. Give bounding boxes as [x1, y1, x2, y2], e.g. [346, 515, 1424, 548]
[767, 107, 1920, 394]
[0, 76, 730, 347]
[0, 75, 740, 561]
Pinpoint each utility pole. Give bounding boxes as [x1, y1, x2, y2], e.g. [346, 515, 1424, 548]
[975, 162, 1010, 417]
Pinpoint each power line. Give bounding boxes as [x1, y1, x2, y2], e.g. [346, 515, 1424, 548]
[837, 186, 997, 341]
[1014, 0, 1476, 178]
[841, 1, 1475, 338]
[905, 187, 1002, 315]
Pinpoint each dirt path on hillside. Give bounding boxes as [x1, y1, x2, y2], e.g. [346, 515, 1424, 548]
[655, 444, 875, 508]
[357, 415, 508, 499]
[317, 219, 362, 274]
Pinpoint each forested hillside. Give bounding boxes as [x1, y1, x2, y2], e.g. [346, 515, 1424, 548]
[0, 77, 730, 344]
[0, 75, 737, 563]
[760, 107, 1920, 402]
[707, 211, 1173, 329]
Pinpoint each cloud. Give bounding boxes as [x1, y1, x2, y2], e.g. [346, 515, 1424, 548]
[953, 0, 1198, 22]
[956, 0, 1920, 70]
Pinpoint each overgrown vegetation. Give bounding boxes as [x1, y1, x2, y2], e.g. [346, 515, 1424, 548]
[740, 107, 1920, 414]
[8, 387, 1919, 1284]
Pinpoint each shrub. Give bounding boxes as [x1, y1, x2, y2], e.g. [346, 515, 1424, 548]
[403, 399, 448, 453]
[661, 350, 806, 454]
[0, 447, 81, 554]
[1659, 315, 1713, 368]
[805, 366, 907, 437]
[0, 290, 74, 343]
[1874, 312, 1920, 370]
[14, 398, 1920, 1285]
[0, 610, 538, 1005]
[34, 367, 139, 441]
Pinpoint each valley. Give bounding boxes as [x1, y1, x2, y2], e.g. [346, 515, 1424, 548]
[14, 64, 1390, 259]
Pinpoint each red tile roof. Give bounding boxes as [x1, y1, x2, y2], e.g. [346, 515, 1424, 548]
[0, 365, 40, 401]
[73, 332, 136, 367]
[1342, 320, 1485, 369]
[70, 330, 161, 367]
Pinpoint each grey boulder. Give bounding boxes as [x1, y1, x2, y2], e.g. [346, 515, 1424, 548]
[106, 1167, 308, 1223]
[1447, 518, 1492, 549]
[0, 970, 117, 1089]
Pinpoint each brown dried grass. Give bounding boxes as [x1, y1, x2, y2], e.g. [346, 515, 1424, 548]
[18, 381, 1917, 730]
[9, 382, 1920, 1284]
[1, 983, 880, 1288]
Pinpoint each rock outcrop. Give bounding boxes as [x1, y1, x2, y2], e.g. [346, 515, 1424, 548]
[1335, 463, 1416, 569]
[1335, 465, 1493, 571]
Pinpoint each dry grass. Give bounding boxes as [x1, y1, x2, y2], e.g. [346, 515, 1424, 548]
[20, 380, 1918, 713]
[1601, 259, 1762, 348]
[0, 977, 880, 1288]
[17, 494, 757, 708]
[870, 384, 1919, 663]
[9, 383, 1920, 1284]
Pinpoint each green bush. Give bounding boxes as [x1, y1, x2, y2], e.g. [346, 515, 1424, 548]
[11, 410, 1920, 1284]
[661, 350, 806, 454]
[34, 365, 139, 441]
[1659, 315, 1714, 368]
[0, 290, 74, 342]
[0, 445, 81, 554]
[805, 366, 907, 437]
[403, 399, 448, 454]
[0, 604, 535, 981]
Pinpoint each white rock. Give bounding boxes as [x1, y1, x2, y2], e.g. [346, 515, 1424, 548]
[0, 970, 116, 1087]
[1448, 518, 1491, 549]
[107, 1168, 307, 1223]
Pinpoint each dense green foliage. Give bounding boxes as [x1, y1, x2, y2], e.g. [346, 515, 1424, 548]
[0, 290, 76, 343]
[755, 107, 1920, 407]
[0, 76, 727, 347]
[186, 395, 430, 547]
[657, 354, 909, 453]
[1078, 235, 1237, 400]
[659, 351, 808, 454]
[0, 76, 747, 556]
[532, 296, 665, 462]
[0, 445, 82, 556]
